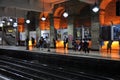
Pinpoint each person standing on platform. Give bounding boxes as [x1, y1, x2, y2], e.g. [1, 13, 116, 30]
[72, 40, 76, 51]
[63, 36, 68, 49]
[107, 40, 113, 53]
[83, 40, 89, 53]
[78, 40, 82, 51]
[118, 35, 120, 53]
[46, 36, 50, 52]
[99, 37, 104, 49]
[53, 38, 56, 49]
[39, 37, 44, 50]
[26, 36, 29, 50]
[31, 37, 35, 48]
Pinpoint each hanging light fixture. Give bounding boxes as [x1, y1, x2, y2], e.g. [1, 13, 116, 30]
[41, 14, 46, 21]
[63, 1, 68, 18]
[92, 0, 99, 13]
[63, 11, 68, 18]
[26, 19, 30, 24]
[13, 8, 18, 27]
[13, 22, 18, 27]
[41, 0, 46, 21]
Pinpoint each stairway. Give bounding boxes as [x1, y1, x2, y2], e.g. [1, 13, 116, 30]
[0, 31, 16, 45]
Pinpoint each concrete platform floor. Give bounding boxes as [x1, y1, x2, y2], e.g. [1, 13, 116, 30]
[0, 45, 120, 61]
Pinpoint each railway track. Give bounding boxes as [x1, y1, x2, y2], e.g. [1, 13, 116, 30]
[0, 55, 114, 80]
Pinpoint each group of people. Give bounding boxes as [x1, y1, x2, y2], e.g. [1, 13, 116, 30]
[24, 35, 120, 54]
[26, 36, 51, 51]
[25, 35, 90, 53]
[72, 39, 90, 53]
[36, 36, 51, 51]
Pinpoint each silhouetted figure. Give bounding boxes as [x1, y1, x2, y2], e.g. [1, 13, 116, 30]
[31, 37, 35, 48]
[107, 40, 113, 53]
[99, 38, 104, 48]
[72, 40, 76, 51]
[53, 38, 56, 48]
[72, 39, 81, 51]
[39, 37, 44, 50]
[78, 40, 82, 51]
[46, 36, 50, 52]
[26, 37, 29, 50]
[119, 35, 120, 54]
[63, 36, 68, 49]
[83, 40, 89, 53]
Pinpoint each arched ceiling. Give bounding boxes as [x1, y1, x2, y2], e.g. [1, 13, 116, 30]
[0, 0, 97, 17]
[0, 0, 96, 12]
[100, 0, 112, 10]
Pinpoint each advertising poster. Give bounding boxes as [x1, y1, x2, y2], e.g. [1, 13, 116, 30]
[113, 24, 120, 40]
[101, 26, 111, 41]
[41, 30, 50, 39]
[29, 31, 36, 40]
[20, 32, 26, 41]
[57, 29, 68, 40]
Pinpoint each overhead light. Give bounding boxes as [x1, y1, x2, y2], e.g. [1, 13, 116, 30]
[41, 0, 46, 21]
[92, 6, 99, 13]
[13, 8, 18, 27]
[63, 11, 68, 18]
[7, 22, 10, 26]
[92, 2, 99, 13]
[26, 19, 30, 24]
[63, 2, 68, 18]
[41, 14, 46, 21]
[13, 22, 18, 27]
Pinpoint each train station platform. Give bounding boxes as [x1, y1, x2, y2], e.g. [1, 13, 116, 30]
[0, 45, 120, 61]
[0, 46, 120, 61]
